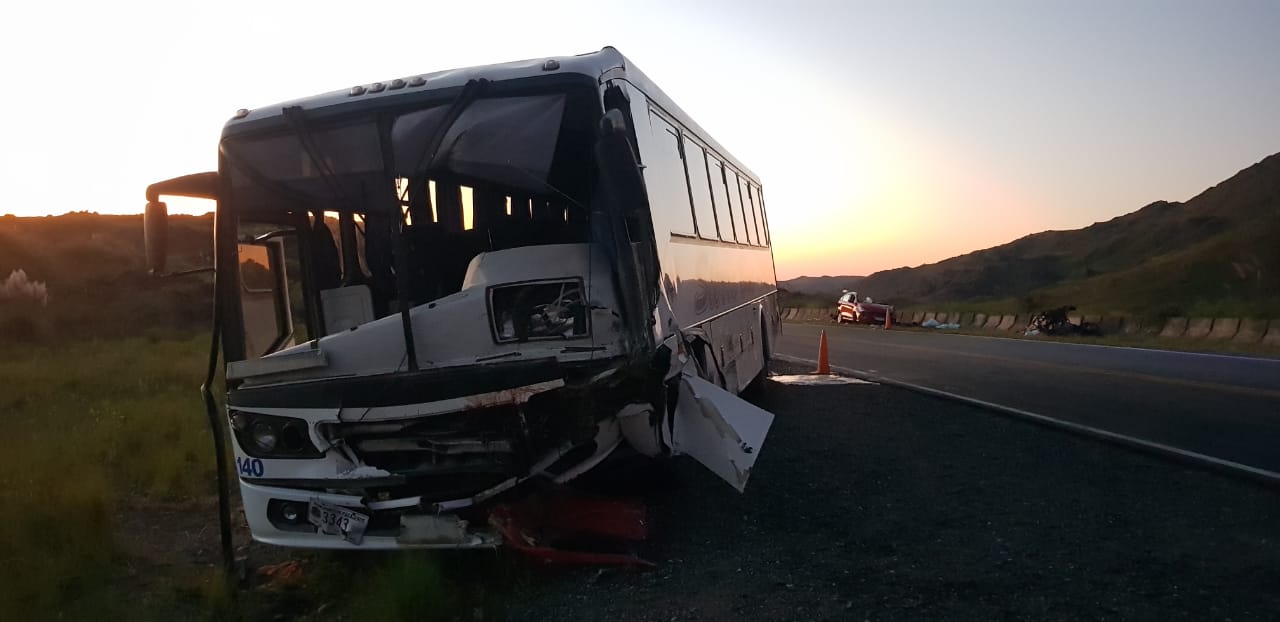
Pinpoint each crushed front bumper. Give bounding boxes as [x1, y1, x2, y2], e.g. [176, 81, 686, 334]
[239, 480, 501, 550]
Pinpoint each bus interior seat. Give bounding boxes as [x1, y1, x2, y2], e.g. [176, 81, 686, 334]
[321, 284, 375, 334]
[310, 214, 343, 291]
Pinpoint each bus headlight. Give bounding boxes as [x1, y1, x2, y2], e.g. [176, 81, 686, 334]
[250, 421, 278, 453]
[488, 279, 588, 343]
[230, 412, 323, 459]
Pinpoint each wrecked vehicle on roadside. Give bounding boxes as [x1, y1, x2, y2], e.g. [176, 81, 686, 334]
[141, 48, 780, 554]
[1026, 305, 1100, 336]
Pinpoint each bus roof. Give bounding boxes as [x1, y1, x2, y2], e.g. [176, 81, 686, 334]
[223, 47, 758, 183]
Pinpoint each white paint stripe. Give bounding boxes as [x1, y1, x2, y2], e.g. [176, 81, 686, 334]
[774, 353, 1280, 486]
[770, 374, 876, 386]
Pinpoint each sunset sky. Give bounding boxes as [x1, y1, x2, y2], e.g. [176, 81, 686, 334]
[2, 0, 1278, 280]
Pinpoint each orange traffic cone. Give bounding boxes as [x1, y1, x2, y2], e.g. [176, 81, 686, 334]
[885, 312, 892, 330]
[816, 330, 830, 375]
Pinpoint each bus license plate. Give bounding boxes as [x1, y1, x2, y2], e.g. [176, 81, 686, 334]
[308, 499, 370, 544]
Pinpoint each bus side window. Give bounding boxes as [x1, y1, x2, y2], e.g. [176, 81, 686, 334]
[708, 157, 736, 243]
[682, 137, 719, 241]
[725, 168, 748, 243]
[737, 174, 757, 245]
[648, 114, 696, 236]
[749, 183, 767, 246]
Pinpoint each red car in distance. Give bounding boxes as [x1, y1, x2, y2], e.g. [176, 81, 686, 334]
[836, 291, 895, 325]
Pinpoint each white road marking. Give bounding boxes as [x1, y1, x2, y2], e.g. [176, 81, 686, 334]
[770, 374, 876, 386]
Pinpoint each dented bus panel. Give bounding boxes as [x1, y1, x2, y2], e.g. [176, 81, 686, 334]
[146, 47, 780, 551]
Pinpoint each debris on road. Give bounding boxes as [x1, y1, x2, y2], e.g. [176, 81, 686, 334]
[490, 493, 654, 568]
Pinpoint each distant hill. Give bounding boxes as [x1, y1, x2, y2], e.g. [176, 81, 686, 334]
[786, 152, 1280, 318]
[0, 213, 214, 341]
[778, 275, 865, 296]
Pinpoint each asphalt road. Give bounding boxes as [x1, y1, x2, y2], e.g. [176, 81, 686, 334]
[504, 360, 1280, 621]
[776, 322, 1280, 475]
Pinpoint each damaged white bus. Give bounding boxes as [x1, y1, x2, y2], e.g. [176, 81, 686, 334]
[143, 47, 779, 555]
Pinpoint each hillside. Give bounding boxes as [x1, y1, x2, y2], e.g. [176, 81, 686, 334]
[0, 213, 215, 342]
[779, 275, 865, 296]
[785, 152, 1280, 318]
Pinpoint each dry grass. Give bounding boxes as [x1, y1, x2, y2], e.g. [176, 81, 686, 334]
[0, 336, 478, 620]
[0, 335, 214, 618]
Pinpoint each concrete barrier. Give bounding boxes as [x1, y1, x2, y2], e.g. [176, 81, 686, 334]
[798, 307, 1278, 347]
[1232, 318, 1268, 343]
[1207, 318, 1240, 340]
[780, 307, 1280, 348]
[1185, 317, 1213, 339]
[1159, 317, 1188, 338]
[1262, 320, 1280, 347]
[1120, 317, 1144, 334]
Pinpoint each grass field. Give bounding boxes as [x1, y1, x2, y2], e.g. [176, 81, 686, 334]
[0, 335, 508, 621]
[0, 335, 216, 618]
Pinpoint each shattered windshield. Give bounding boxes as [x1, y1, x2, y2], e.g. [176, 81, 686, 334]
[220, 87, 601, 337]
[223, 92, 578, 213]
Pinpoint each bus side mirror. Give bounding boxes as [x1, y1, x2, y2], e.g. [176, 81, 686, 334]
[143, 171, 219, 277]
[144, 200, 169, 276]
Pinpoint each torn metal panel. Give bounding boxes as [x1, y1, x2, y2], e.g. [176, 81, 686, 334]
[671, 374, 774, 493]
